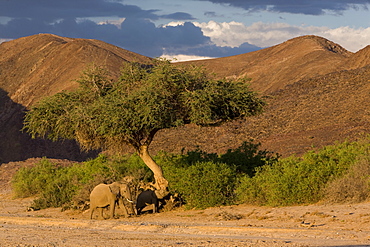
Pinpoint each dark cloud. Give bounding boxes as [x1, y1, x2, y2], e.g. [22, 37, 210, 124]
[0, 0, 158, 21]
[204, 11, 224, 18]
[201, 0, 370, 15]
[0, 0, 263, 59]
[160, 12, 195, 20]
[0, 17, 227, 58]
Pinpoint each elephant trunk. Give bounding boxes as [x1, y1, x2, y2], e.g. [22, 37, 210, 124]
[127, 198, 136, 216]
[123, 185, 136, 216]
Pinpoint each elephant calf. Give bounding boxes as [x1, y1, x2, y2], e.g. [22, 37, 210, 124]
[136, 189, 159, 215]
[90, 182, 134, 220]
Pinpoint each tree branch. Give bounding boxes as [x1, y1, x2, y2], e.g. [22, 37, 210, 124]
[143, 128, 159, 146]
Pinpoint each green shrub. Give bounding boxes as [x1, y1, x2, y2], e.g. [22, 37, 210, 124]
[236, 139, 370, 206]
[158, 141, 278, 209]
[164, 161, 237, 209]
[12, 154, 151, 209]
[236, 156, 330, 206]
[177, 141, 279, 176]
[15, 138, 370, 210]
[12, 158, 58, 198]
[12, 140, 279, 210]
[219, 140, 279, 176]
[178, 148, 219, 166]
[32, 166, 77, 209]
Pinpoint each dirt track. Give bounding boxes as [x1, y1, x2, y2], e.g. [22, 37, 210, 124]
[1, 192, 370, 247]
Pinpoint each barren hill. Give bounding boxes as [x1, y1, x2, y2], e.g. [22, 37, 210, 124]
[0, 33, 151, 107]
[0, 34, 151, 163]
[345, 45, 370, 70]
[1, 34, 370, 163]
[152, 61, 370, 156]
[183, 35, 352, 94]
[154, 36, 370, 156]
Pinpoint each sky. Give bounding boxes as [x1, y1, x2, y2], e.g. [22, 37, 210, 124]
[1, 0, 370, 61]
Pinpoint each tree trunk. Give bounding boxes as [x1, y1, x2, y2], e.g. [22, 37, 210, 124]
[138, 145, 169, 199]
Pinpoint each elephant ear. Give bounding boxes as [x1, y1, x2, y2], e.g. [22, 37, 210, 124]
[109, 183, 121, 196]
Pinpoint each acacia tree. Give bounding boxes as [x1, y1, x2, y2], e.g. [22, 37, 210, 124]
[24, 59, 265, 198]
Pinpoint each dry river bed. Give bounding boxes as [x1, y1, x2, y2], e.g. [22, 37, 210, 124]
[1, 192, 370, 247]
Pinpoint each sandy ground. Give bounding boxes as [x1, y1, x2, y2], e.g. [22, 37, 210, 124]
[1, 187, 370, 247]
[1, 160, 370, 246]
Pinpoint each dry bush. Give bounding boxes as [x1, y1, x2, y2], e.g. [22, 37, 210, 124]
[324, 158, 370, 203]
[215, 211, 244, 221]
[72, 174, 112, 208]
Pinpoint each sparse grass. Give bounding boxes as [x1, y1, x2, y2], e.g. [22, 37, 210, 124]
[303, 211, 332, 218]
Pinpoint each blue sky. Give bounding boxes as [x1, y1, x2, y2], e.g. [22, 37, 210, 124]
[1, 0, 370, 61]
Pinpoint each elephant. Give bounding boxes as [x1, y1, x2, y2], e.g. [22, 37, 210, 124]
[136, 189, 159, 215]
[90, 182, 135, 219]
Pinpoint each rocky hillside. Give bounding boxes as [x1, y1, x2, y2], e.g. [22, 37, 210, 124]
[1, 34, 369, 163]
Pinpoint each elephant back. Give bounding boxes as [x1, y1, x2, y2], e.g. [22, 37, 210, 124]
[136, 189, 157, 208]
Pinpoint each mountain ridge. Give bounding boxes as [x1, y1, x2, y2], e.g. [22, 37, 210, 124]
[1, 34, 370, 162]
[345, 45, 370, 70]
[0, 33, 152, 107]
[183, 35, 354, 94]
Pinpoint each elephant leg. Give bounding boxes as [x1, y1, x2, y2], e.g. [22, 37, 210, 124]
[153, 203, 156, 213]
[136, 207, 142, 215]
[97, 207, 104, 220]
[90, 206, 95, 219]
[109, 202, 116, 219]
[119, 198, 129, 217]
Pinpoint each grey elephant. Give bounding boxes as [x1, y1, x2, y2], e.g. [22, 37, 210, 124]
[90, 182, 135, 219]
[136, 189, 159, 215]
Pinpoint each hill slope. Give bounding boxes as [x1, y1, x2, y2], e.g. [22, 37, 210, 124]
[152, 61, 370, 156]
[0, 34, 151, 163]
[184, 35, 352, 94]
[345, 45, 370, 70]
[0, 33, 151, 107]
[164, 35, 369, 156]
[1, 34, 370, 163]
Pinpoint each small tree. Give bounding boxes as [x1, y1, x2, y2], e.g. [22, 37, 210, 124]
[23, 59, 265, 198]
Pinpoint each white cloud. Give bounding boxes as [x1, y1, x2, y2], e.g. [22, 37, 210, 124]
[97, 18, 125, 28]
[194, 21, 251, 47]
[163, 21, 185, 27]
[193, 21, 370, 52]
[161, 54, 215, 62]
[0, 38, 11, 44]
[321, 26, 370, 52]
